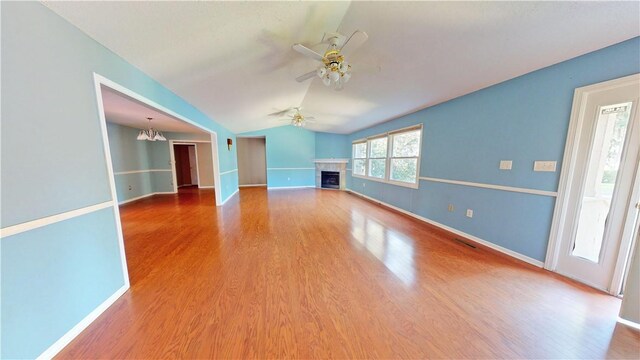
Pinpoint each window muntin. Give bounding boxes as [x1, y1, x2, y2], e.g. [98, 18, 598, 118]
[351, 126, 422, 188]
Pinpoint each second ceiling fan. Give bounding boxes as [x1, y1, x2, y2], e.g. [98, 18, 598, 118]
[292, 30, 369, 90]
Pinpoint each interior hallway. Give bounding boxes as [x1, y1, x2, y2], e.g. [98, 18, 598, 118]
[57, 188, 639, 359]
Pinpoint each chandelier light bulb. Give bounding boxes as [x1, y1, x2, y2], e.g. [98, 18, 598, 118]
[342, 72, 351, 83]
[329, 71, 340, 82]
[339, 61, 349, 73]
[322, 76, 331, 86]
[317, 67, 327, 78]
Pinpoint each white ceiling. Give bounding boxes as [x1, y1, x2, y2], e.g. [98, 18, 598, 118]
[45, 1, 640, 134]
[101, 85, 205, 133]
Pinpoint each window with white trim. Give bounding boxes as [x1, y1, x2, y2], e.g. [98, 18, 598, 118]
[352, 141, 367, 176]
[368, 136, 387, 178]
[351, 125, 422, 188]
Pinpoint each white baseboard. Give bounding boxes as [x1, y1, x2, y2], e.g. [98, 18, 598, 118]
[220, 188, 239, 205]
[617, 317, 640, 331]
[239, 184, 267, 187]
[118, 191, 176, 205]
[198, 185, 215, 189]
[346, 189, 544, 268]
[36, 284, 129, 360]
[267, 186, 315, 190]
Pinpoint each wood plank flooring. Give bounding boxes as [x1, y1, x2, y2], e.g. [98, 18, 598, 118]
[57, 187, 640, 359]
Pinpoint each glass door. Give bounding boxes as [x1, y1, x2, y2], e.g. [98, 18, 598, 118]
[555, 80, 640, 291]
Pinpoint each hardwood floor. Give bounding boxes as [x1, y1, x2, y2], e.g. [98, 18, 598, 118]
[57, 187, 639, 359]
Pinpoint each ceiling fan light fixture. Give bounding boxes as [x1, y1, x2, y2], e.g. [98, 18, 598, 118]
[329, 71, 340, 82]
[317, 67, 326, 78]
[322, 76, 331, 86]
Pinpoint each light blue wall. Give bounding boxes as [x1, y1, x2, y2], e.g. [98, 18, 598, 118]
[346, 37, 640, 262]
[108, 123, 158, 203]
[240, 126, 317, 188]
[1, 208, 124, 359]
[1, 3, 238, 358]
[315, 132, 350, 163]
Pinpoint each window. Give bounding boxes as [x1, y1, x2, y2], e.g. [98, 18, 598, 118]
[368, 137, 387, 178]
[352, 141, 367, 176]
[389, 129, 421, 183]
[351, 125, 422, 188]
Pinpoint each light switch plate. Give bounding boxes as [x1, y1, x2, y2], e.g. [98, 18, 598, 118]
[533, 161, 557, 172]
[466, 209, 473, 218]
[499, 160, 512, 170]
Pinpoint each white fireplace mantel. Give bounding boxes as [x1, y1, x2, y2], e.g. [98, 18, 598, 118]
[313, 159, 349, 164]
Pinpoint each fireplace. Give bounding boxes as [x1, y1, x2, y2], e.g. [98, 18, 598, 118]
[321, 171, 340, 189]
[314, 159, 348, 190]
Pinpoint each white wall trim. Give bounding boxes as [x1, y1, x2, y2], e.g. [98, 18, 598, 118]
[239, 184, 267, 187]
[617, 316, 640, 331]
[172, 140, 211, 144]
[347, 189, 545, 268]
[36, 284, 128, 360]
[267, 186, 316, 190]
[220, 169, 238, 175]
[93, 73, 222, 206]
[114, 169, 172, 175]
[419, 177, 558, 197]
[198, 185, 215, 189]
[117, 192, 175, 205]
[267, 167, 315, 170]
[0, 201, 113, 238]
[92, 74, 131, 291]
[220, 188, 239, 205]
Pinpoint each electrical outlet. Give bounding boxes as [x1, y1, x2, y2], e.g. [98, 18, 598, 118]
[448, 204, 454, 212]
[466, 209, 473, 218]
[533, 161, 557, 172]
[128, 185, 132, 191]
[499, 160, 512, 170]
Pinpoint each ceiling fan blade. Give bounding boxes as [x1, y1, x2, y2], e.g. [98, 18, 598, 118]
[268, 108, 293, 117]
[340, 30, 368, 56]
[295, 71, 316, 82]
[305, 116, 315, 120]
[292, 44, 324, 61]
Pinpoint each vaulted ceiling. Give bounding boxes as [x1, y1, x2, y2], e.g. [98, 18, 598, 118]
[44, 1, 640, 134]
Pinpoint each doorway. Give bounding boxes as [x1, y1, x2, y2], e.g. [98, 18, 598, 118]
[548, 74, 640, 294]
[173, 144, 198, 187]
[237, 136, 267, 187]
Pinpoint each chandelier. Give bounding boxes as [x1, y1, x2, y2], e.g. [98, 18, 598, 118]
[136, 117, 166, 141]
[316, 49, 351, 88]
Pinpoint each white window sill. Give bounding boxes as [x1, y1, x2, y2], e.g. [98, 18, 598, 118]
[351, 173, 419, 189]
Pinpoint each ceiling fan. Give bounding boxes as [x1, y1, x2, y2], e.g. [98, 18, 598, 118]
[268, 107, 315, 127]
[292, 30, 369, 90]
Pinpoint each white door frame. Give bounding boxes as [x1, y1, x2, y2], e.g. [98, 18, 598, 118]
[170, 141, 201, 190]
[545, 73, 640, 294]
